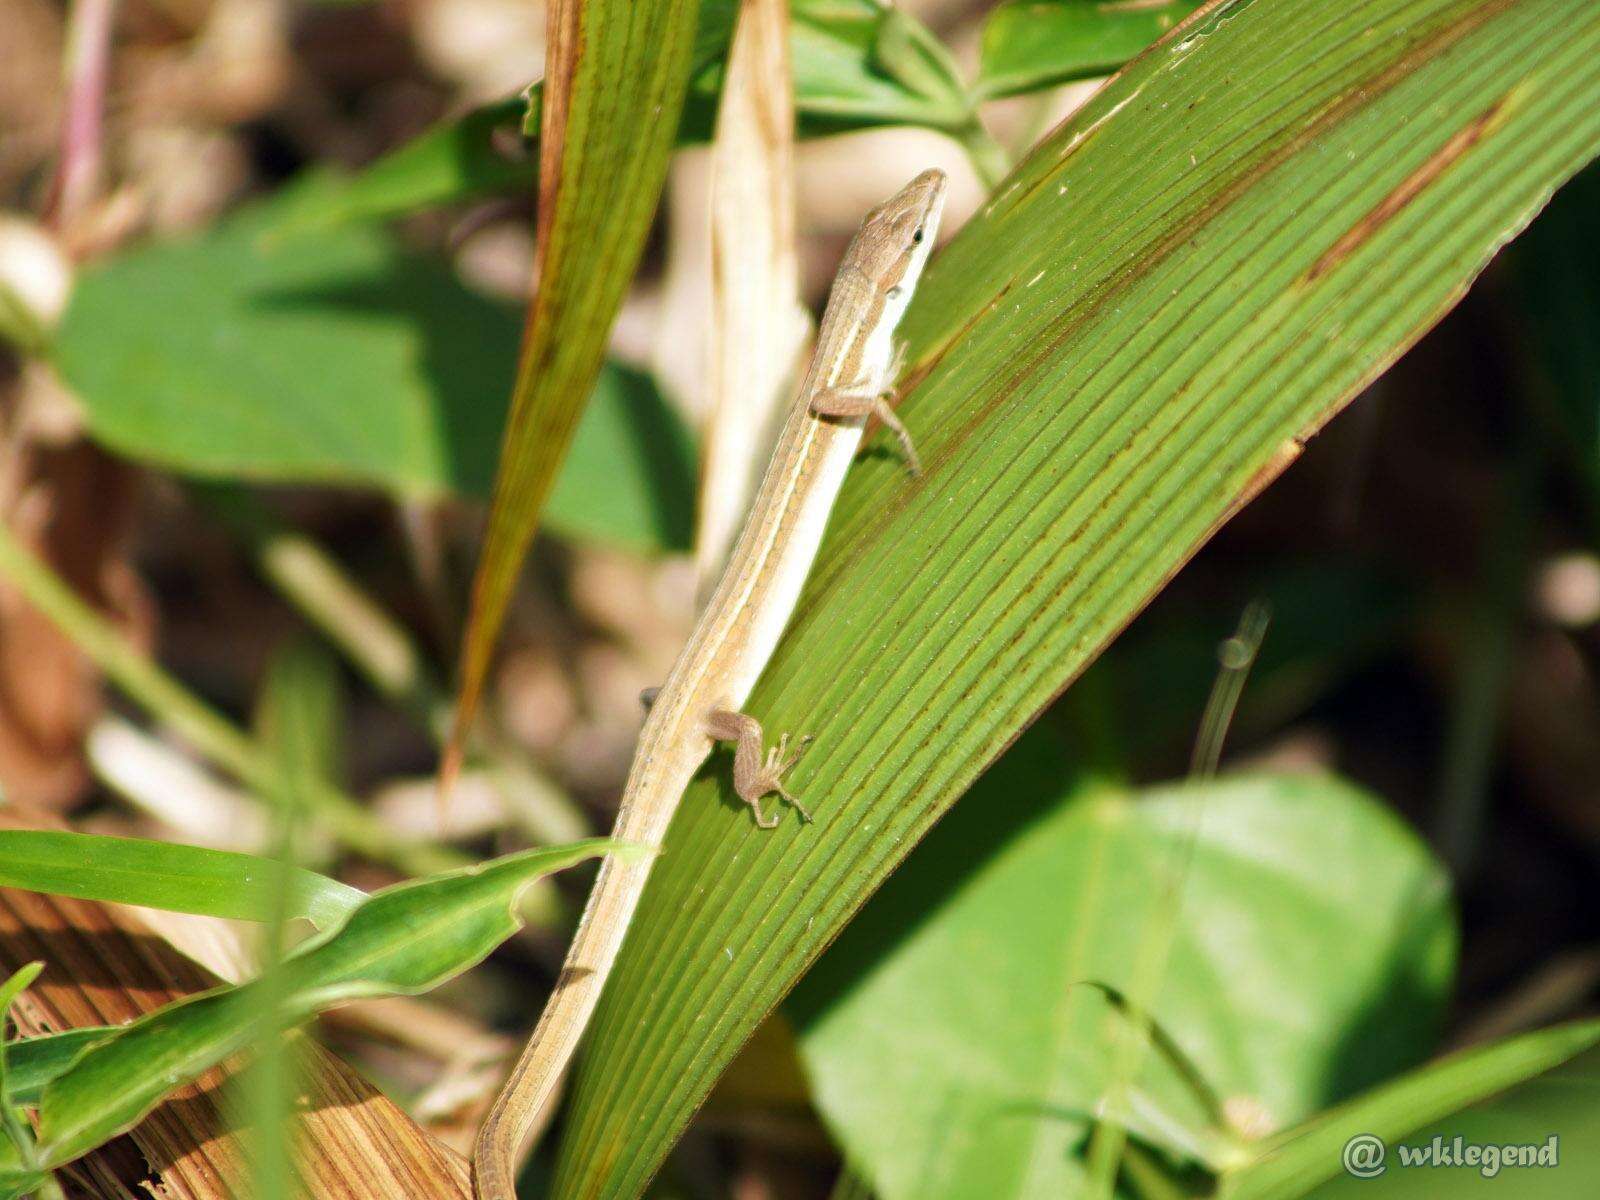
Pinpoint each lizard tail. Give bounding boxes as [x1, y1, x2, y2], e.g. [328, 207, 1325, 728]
[472, 736, 705, 1198]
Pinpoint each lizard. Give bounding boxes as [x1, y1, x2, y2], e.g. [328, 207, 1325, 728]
[473, 167, 948, 1198]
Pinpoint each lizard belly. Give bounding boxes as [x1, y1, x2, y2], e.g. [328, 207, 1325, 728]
[720, 420, 865, 711]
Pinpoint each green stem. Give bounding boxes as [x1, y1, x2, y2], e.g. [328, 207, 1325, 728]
[0, 519, 461, 879]
[201, 487, 590, 850]
[954, 119, 1011, 193]
[1119, 1140, 1195, 1200]
[1432, 442, 1538, 877]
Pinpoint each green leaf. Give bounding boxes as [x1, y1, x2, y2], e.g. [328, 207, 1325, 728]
[547, 362, 698, 554]
[299, 2, 983, 231]
[449, 0, 701, 775]
[780, 0, 971, 133]
[1223, 1024, 1600, 1199]
[549, 0, 1600, 1192]
[53, 190, 694, 551]
[0, 963, 45, 1189]
[0, 964, 43, 1107]
[255, 635, 345, 797]
[0, 831, 364, 929]
[4, 1030, 115, 1109]
[789, 754, 1454, 1197]
[55, 187, 514, 499]
[30, 838, 634, 1173]
[977, 0, 1205, 100]
[248, 637, 338, 1200]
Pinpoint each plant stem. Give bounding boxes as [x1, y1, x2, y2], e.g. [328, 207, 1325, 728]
[46, 0, 117, 230]
[955, 119, 1011, 193]
[0, 519, 462, 879]
[1433, 441, 1537, 877]
[201, 487, 590, 849]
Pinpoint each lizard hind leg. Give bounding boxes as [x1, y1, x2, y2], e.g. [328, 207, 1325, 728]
[809, 379, 922, 476]
[705, 709, 815, 827]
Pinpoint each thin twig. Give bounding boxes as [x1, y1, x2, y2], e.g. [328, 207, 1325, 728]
[45, 0, 118, 232]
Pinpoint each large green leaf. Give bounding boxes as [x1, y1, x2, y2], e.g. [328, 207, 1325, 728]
[450, 0, 701, 767]
[0, 831, 363, 929]
[53, 194, 694, 552]
[26, 839, 631, 1175]
[550, 0, 1600, 1193]
[791, 749, 1454, 1198]
[977, 1, 1205, 101]
[1224, 1025, 1600, 1198]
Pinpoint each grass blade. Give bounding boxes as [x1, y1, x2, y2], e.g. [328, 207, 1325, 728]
[549, 0, 1600, 1191]
[1220, 1021, 1600, 1198]
[0, 831, 364, 929]
[0, 829, 477, 1198]
[0, 518, 462, 878]
[4, 1029, 112, 1109]
[447, 0, 702, 780]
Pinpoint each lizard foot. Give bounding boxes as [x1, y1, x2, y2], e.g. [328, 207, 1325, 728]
[810, 381, 921, 475]
[706, 709, 815, 828]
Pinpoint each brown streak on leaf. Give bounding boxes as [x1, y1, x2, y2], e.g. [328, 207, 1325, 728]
[535, 0, 584, 258]
[934, 0, 1517, 469]
[1235, 437, 1304, 510]
[1305, 94, 1513, 283]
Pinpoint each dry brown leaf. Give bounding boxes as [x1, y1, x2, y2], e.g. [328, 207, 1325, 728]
[0, 809, 472, 1199]
[694, 0, 810, 595]
[0, 384, 148, 809]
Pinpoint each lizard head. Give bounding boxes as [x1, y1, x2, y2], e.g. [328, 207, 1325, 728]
[844, 168, 948, 317]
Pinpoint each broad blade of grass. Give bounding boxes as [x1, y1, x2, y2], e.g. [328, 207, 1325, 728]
[0, 831, 363, 929]
[4, 1029, 112, 1108]
[31, 838, 632, 1173]
[448, 0, 702, 777]
[550, 0, 1600, 1192]
[1220, 1022, 1600, 1198]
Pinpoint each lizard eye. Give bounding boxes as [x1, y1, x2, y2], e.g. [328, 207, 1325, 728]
[912, 228, 924, 244]
[887, 285, 904, 299]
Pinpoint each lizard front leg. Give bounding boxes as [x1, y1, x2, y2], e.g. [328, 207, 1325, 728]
[810, 350, 921, 475]
[705, 709, 814, 828]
